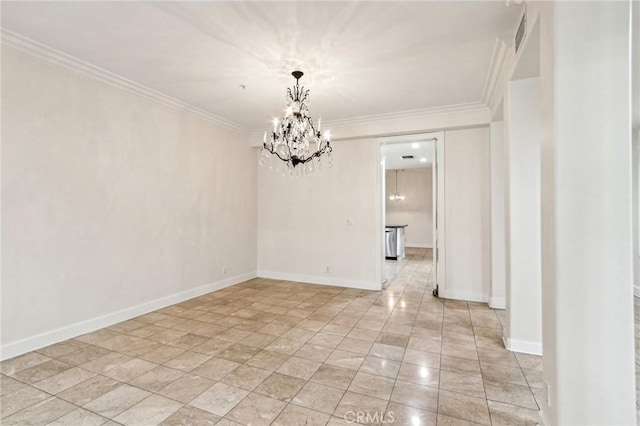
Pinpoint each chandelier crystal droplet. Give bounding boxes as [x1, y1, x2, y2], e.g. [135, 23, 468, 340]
[259, 71, 333, 175]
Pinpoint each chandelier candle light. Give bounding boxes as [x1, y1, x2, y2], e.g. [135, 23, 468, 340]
[259, 71, 333, 175]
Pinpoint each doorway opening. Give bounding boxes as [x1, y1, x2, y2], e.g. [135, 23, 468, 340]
[376, 132, 444, 293]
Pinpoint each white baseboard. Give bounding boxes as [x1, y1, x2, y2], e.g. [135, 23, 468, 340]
[0, 271, 257, 361]
[405, 243, 433, 249]
[635, 286, 640, 297]
[438, 288, 489, 304]
[489, 296, 506, 310]
[503, 335, 543, 356]
[257, 270, 380, 291]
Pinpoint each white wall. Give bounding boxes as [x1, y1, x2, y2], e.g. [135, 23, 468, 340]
[257, 128, 491, 296]
[489, 121, 506, 309]
[1, 48, 257, 359]
[633, 0, 640, 298]
[537, 2, 636, 424]
[257, 139, 380, 290]
[440, 127, 491, 303]
[385, 168, 433, 247]
[504, 77, 542, 355]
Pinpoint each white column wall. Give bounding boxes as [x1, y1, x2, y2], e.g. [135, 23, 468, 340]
[633, 0, 640, 298]
[441, 127, 492, 303]
[490, 121, 506, 309]
[504, 78, 542, 355]
[539, 2, 636, 424]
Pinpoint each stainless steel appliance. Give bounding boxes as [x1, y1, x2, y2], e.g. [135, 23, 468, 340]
[385, 228, 397, 259]
[385, 225, 407, 260]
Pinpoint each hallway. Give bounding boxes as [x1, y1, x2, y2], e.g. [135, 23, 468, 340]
[2, 249, 542, 425]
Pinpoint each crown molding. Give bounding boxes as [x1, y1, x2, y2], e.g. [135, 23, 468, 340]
[1, 29, 250, 134]
[323, 102, 489, 130]
[482, 37, 510, 110]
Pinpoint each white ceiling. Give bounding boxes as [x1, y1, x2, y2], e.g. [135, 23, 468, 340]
[382, 140, 434, 170]
[1, 2, 521, 131]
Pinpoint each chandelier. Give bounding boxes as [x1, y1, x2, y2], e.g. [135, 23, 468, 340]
[389, 170, 405, 201]
[259, 71, 333, 174]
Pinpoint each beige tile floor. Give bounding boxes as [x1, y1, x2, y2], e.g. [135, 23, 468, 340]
[1, 248, 542, 425]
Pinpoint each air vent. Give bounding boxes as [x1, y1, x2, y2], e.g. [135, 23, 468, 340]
[401, 155, 414, 159]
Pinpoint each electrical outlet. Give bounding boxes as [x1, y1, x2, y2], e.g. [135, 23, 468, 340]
[326, 266, 330, 274]
[223, 266, 227, 276]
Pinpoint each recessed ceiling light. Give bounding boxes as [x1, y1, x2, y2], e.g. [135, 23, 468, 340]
[420, 158, 427, 162]
[411, 143, 419, 149]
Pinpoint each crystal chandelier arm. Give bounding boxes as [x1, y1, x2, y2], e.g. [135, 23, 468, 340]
[308, 118, 318, 137]
[263, 139, 292, 163]
[298, 88, 309, 104]
[262, 131, 291, 163]
[263, 138, 332, 166]
[298, 144, 332, 164]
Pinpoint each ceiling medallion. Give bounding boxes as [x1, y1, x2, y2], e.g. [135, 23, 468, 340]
[259, 71, 333, 175]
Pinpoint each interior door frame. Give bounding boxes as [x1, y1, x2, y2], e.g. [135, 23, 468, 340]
[375, 131, 445, 291]
[434, 133, 446, 295]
